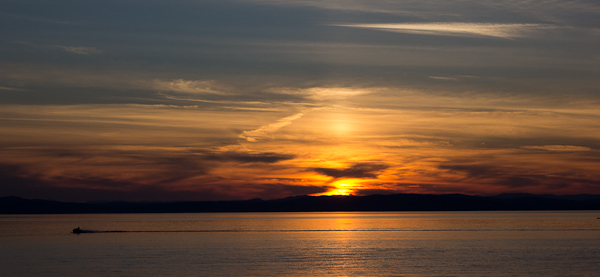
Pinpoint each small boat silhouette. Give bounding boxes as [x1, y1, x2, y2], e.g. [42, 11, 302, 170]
[72, 227, 94, 234]
[72, 227, 104, 234]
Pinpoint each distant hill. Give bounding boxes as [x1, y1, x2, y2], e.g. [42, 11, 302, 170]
[1, 194, 600, 214]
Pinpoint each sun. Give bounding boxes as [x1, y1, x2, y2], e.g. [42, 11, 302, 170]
[335, 184, 352, 195]
[314, 182, 357, 196]
[333, 189, 351, 196]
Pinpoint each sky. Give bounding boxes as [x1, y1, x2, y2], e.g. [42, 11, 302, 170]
[1, 0, 599, 202]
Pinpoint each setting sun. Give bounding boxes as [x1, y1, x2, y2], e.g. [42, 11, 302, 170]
[335, 184, 353, 196]
[313, 181, 362, 196]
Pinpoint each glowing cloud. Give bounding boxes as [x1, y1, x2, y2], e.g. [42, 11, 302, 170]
[332, 23, 556, 39]
[276, 87, 373, 103]
[154, 79, 229, 95]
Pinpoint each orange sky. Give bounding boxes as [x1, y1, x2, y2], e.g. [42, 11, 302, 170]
[2, 90, 600, 201]
[1, 0, 599, 201]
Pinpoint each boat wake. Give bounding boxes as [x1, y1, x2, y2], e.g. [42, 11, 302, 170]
[72, 228, 600, 234]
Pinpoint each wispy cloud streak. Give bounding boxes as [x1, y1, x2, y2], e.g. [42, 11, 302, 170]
[522, 145, 591, 152]
[332, 23, 557, 39]
[155, 79, 230, 95]
[240, 112, 305, 142]
[52, 45, 101, 55]
[9, 41, 101, 55]
[0, 86, 28, 91]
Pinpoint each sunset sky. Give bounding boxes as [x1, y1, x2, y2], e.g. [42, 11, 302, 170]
[1, 0, 599, 202]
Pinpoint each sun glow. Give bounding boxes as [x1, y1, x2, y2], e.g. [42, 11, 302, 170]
[333, 184, 352, 195]
[333, 189, 351, 196]
[315, 181, 360, 196]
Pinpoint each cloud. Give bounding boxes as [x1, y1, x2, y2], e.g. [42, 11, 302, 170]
[0, 86, 28, 91]
[0, 147, 297, 201]
[437, 161, 600, 193]
[157, 93, 284, 111]
[251, 183, 328, 198]
[206, 152, 295, 163]
[313, 163, 388, 179]
[438, 164, 502, 180]
[429, 76, 457, 81]
[522, 145, 592, 152]
[10, 41, 101, 55]
[437, 163, 546, 190]
[494, 176, 541, 188]
[332, 23, 557, 39]
[158, 93, 268, 105]
[240, 112, 305, 142]
[52, 45, 101, 55]
[154, 79, 230, 95]
[0, 163, 326, 202]
[277, 87, 372, 102]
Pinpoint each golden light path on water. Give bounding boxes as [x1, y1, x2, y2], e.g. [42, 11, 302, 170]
[4, 212, 600, 276]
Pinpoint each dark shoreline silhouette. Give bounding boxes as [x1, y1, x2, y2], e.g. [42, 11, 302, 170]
[2, 193, 600, 214]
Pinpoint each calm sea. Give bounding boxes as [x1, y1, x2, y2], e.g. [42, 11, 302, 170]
[1, 211, 599, 276]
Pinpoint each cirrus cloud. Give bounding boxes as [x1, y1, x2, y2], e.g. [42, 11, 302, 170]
[331, 22, 558, 39]
[52, 45, 101, 55]
[154, 79, 231, 95]
[522, 145, 592, 152]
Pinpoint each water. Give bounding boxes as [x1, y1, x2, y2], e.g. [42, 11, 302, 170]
[1, 211, 600, 276]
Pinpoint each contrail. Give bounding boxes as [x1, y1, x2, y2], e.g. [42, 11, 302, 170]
[239, 112, 304, 142]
